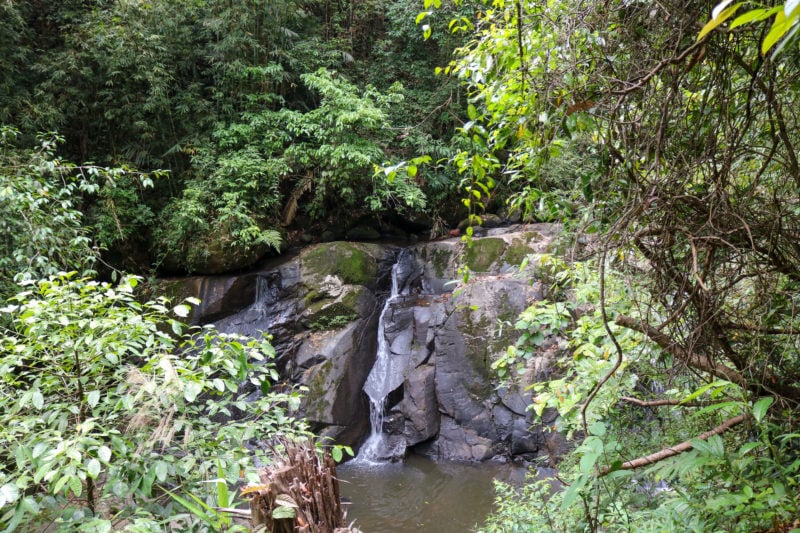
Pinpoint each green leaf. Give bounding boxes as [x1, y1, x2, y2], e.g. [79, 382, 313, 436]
[173, 304, 191, 318]
[762, 13, 790, 54]
[184, 380, 203, 402]
[0, 483, 20, 507]
[86, 390, 100, 408]
[275, 493, 299, 508]
[580, 452, 599, 474]
[86, 458, 101, 479]
[698, 3, 743, 40]
[681, 380, 729, 403]
[730, 7, 776, 29]
[588, 421, 606, 436]
[68, 475, 82, 497]
[165, 489, 214, 523]
[272, 506, 296, 519]
[561, 474, 587, 510]
[753, 396, 774, 423]
[31, 389, 44, 410]
[331, 447, 343, 462]
[53, 474, 70, 495]
[97, 446, 112, 463]
[154, 461, 169, 483]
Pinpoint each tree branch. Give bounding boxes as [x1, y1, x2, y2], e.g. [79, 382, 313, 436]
[619, 396, 709, 408]
[615, 314, 800, 402]
[614, 314, 746, 386]
[598, 413, 748, 476]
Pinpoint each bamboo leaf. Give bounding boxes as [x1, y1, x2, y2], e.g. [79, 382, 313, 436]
[730, 7, 777, 29]
[762, 12, 789, 54]
[698, 3, 743, 40]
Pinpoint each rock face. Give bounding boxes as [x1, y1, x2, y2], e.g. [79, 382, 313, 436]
[170, 224, 570, 462]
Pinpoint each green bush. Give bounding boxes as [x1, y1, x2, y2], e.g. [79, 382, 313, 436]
[0, 273, 308, 531]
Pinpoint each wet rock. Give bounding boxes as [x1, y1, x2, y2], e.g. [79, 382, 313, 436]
[402, 365, 439, 446]
[300, 319, 377, 446]
[159, 274, 256, 324]
[174, 225, 572, 463]
[430, 417, 495, 462]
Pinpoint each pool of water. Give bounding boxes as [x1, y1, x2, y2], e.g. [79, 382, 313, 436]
[337, 455, 535, 533]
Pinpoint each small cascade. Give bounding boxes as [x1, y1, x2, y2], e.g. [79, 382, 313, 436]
[253, 275, 278, 319]
[355, 250, 414, 464]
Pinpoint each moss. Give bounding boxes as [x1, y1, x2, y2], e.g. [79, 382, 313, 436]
[305, 286, 367, 330]
[307, 300, 358, 330]
[457, 308, 496, 400]
[430, 246, 453, 279]
[504, 238, 533, 266]
[302, 242, 379, 286]
[302, 289, 321, 307]
[464, 237, 507, 272]
[304, 359, 335, 419]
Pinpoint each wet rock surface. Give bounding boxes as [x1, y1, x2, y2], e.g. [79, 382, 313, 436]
[167, 224, 572, 461]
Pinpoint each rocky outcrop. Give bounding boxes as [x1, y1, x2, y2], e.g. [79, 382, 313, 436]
[204, 241, 396, 447]
[167, 224, 570, 462]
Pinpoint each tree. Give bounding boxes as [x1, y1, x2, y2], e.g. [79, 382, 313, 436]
[428, 0, 800, 529]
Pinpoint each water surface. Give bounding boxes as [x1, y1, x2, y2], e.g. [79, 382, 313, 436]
[338, 455, 531, 532]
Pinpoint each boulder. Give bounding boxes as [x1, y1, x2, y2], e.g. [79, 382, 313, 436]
[402, 365, 439, 446]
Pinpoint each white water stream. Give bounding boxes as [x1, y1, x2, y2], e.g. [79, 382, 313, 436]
[355, 251, 409, 463]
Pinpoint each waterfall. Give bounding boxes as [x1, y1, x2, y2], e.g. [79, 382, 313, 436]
[355, 250, 411, 463]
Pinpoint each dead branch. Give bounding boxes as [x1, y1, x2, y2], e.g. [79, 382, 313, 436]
[598, 413, 748, 476]
[614, 314, 747, 386]
[611, 38, 709, 95]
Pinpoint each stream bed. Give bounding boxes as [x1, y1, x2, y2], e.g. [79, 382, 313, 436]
[337, 455, 534, 532]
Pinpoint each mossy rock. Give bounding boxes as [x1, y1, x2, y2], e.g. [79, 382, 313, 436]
[303, 359, 336, 420]
[464, 237, 507, 272]
[304, 286, 371, 331]
[301, 242, 381, 287]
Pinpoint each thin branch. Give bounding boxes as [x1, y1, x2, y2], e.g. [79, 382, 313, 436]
[619, 396, 710, 408]
[611, 38, 709, 95]
[580, 246, 625, 436]
[598, 413, 749, 476]
[616, 314, 800, 402]
[615, 314, 747, 386]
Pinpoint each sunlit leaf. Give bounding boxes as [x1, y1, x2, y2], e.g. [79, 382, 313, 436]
[698, 3, 743, 39]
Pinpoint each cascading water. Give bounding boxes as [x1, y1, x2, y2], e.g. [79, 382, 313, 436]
[355, 250, 413, 463]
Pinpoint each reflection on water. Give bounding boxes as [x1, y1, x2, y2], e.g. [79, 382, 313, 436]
[338, 455, 535, 533]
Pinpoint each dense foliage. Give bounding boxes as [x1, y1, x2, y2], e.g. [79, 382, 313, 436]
[0, 128, 308, 531]
[1, 0, 469, 274]
[4, 0, 800, 530]
[0, 273, 308, 531]
[425, 0, 800, 530]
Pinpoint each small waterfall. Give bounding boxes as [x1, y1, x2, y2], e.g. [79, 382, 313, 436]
[253, 275, 277, 319]
[355, 250, 412, 463]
